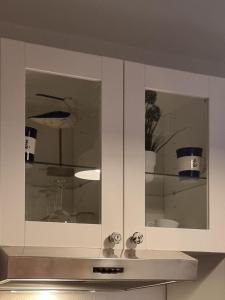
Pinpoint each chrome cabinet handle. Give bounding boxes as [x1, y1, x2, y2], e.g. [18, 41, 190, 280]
[130, 232, 144, 244]
[108, 232, 122, 244]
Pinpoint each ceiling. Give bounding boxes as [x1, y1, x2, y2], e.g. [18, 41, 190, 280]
[0, 1, 225, 76]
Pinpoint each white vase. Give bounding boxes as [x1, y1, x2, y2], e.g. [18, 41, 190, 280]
[145, 150, 156, 182]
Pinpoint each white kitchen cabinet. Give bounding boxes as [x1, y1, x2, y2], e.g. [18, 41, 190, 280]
[124, 61, 225, 252]
[1, 38, 225, 253]
[0, 38, 123, 252]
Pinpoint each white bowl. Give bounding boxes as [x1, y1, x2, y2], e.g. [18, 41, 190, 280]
[156, 218, 179, 228]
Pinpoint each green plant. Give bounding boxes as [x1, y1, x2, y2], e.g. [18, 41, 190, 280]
[145, 90, 184, 152]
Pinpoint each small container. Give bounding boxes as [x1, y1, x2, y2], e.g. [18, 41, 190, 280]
[156, 218, 179, 228]
[25, 126, 37, 162]
[176, 147, 202, 178]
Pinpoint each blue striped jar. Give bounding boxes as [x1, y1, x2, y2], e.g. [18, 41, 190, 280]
[25, 126, 37, 162]
[176, 147, 203, 178]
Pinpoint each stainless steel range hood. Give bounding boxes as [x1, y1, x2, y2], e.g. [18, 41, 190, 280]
[0, 247, 198, 292]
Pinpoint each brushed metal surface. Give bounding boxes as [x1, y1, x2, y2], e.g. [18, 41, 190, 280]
[0, 247, 198, 291]
[0, 280, 175, 292]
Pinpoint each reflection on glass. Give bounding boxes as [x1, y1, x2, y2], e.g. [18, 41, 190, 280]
[74, 169, 101, 180]
[145, 90, 208, 229]
[25, 70, 101, 224]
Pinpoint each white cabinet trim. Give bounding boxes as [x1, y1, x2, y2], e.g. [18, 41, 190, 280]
[0, 39, 25, 246]
[0, 39, 123, 249]
[124, 61, 225, 252]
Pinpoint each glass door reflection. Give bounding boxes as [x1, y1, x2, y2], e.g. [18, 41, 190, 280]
[145, 90, 208, 229]
[25, 70, 101, 224]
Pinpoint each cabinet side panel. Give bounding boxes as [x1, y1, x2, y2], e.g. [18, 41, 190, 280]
[208, 76, 225, 250]
[0, 40, 2, 244]
[0, 39, 25, 245]
[101, 57, 123, 253]
[124, 62, 146, 249]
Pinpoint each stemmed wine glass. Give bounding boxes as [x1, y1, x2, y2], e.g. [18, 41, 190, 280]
[43, 178, 72, 223]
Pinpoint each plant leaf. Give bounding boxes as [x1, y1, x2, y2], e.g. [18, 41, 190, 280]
[155, 128, 186, 152]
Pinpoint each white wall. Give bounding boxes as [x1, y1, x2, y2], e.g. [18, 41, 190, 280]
[168, 255, 225, 300]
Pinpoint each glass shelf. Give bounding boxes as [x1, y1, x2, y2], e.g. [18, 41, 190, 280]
[26, 161, 98, 170]
[145, 171, 206, 179]
[145, 172, 206, 197]
[26, 161, 100, 190]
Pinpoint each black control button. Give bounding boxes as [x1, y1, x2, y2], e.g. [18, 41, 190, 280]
[93, 267, 124, 274]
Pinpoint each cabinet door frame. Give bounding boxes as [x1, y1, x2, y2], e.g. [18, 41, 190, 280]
[124, 61, 225, 252]
[0, 38, 123, 251]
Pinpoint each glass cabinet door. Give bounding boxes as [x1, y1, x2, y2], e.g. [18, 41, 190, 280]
[124, 62, 225, 252]
[145, 90, 208, 230]
[0, 39, 123, 248]
[25, 71, 101, 225]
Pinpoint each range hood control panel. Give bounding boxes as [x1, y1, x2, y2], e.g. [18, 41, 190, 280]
[93, 267, 124, 274]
